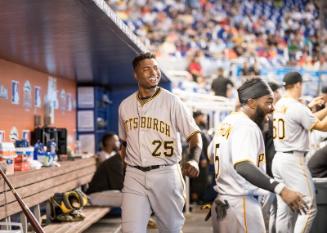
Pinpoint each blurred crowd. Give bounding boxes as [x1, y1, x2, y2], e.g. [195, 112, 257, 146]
[108, 0, 326, 71]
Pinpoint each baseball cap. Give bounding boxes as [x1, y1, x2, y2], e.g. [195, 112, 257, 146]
[282, 72, 303, 86]
[268, 81, 281, 92]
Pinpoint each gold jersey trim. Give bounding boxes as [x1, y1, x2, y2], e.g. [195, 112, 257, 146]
[299, 158, 312, 233]
[242, 197, 248, 233]
[137, 87, 161, 106]
[186, 130, 201, 142]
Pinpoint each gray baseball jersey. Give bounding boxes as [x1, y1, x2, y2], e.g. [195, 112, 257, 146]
[208, 112, 267, 196]
[273, 97, 318, 152]
[208, 112, 268, 233]
[118, 87, 200, 233]
[272, 96, 318, 233]
[119, 87, 200, 166]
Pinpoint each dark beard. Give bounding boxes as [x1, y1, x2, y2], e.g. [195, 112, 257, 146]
[254, 107, 266, 130]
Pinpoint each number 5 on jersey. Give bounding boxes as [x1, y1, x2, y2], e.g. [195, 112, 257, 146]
[214, 143, 220, 178]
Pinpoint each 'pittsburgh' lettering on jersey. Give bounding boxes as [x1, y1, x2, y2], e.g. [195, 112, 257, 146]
[119, 88, 200, 167]
[124, 116, 171, 137]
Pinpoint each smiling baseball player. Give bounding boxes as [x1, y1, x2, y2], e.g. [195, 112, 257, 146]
[118, 52, 202, 233]
[208, 78, 307, 233]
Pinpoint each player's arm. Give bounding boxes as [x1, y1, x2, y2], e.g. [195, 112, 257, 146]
[183, 132, 202, 177]
[173, 97, 203, 177]
[118, 104, 127, 161]
[294, 103, 326, 131]
[120, 140, 127, 160]
[313, 105, 327, 120]
[235, 161, 308, 213]
[308, 96, 325, 113]
[312, 115, 327, 131]
[235, 161, 283, 193]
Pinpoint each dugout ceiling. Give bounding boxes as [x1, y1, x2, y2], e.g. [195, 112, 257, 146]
[0, 0, 170, 88]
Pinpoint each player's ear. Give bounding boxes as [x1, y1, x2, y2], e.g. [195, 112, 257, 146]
[247, 98, 257, 109]
[295, 82, 302, 89]
[133, 71, 138, 81]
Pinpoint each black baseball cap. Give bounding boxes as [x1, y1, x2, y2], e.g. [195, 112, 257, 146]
[282, 72, 303, 86]
[268, 81, 281, 92]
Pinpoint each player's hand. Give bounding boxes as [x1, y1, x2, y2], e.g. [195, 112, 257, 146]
[182, 160, 199, 177]
[280, 187, 308, 214]
[308, 95, 325, 109]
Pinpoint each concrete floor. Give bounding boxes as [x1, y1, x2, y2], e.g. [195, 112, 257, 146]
[85, 205, 212, 233]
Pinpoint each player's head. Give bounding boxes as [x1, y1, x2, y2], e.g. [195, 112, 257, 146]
[268, 81, 282, 103]
[132, 52, 161, 90]
[102, 133, 120, 152]
[193, 110, 207, 127]
[282, 72, 303, 97]
[238, 78, 274, 128]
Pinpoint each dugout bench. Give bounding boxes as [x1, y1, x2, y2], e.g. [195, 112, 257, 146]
[0, 157, 111, 233]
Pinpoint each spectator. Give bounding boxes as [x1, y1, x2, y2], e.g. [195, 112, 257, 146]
[240, 62, 252, 76]
[97, 133, 121, 164]
[108, 0, 323, 71]
[187, 50, 203, 82]
[211, 67, 234, 97]
[86, 133, 124, 207]
[251, 61, 261, 76]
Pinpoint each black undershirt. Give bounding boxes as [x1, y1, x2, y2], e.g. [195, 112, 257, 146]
[235, 161, 279, 193]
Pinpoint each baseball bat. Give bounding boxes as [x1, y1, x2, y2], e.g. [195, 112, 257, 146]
[0, 167, 45, 233]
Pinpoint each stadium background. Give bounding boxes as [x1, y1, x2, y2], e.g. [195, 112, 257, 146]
[0, 0, 326, 232]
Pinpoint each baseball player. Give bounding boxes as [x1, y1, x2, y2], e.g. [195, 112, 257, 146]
[272, 72, 327, 233]
[208, 78, 307, 233]
[118, 52, 202, 233]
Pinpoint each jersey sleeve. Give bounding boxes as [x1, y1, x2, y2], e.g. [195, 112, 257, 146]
[174, 97, 200, 141]
[291, 103, 318, 130]
[118, 104, 126, 141]
[231, 126, 260, 166]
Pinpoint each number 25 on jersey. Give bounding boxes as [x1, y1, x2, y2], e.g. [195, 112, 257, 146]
[152, 140, 174, 157]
